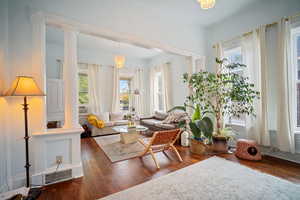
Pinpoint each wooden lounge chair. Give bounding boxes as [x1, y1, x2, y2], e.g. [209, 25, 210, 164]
[138, 129, 183, 169]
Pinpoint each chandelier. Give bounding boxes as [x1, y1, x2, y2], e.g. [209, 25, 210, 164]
[114, 55, 125, 69]
[198, 0, 215, 9]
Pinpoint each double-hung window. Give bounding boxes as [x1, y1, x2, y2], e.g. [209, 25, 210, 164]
[120, 78, 131, 111]
[223, 46, 246, 126]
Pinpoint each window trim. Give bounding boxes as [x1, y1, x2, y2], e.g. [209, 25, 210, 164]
[291, 26, 300, 132]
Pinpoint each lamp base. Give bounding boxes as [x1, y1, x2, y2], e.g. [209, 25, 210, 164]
[25, 187, 42, 200]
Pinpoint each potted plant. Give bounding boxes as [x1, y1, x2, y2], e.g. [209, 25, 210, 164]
[169, 103, 214, 154]
[183, 58, 260, 152]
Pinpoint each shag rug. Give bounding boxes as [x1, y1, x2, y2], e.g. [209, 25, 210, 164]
[99, 156, 300, 200]
[94, 135, 145, 162]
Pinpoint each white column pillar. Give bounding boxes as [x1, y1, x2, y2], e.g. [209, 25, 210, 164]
[63, 29, 80, 129]
[31, 12, 47, 132]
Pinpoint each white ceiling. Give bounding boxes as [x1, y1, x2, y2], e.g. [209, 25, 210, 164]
[45, 0, 262, 59]
[132, 0, 262, 26]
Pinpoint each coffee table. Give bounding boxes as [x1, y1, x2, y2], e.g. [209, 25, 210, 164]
[112, 125, 148, 144]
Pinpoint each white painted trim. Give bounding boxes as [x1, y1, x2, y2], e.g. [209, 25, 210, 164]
[42, 12, 203, 59]
[32, 127, 83, 137]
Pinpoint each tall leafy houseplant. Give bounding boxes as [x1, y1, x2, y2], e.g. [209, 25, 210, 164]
[183, 58, 260, 138]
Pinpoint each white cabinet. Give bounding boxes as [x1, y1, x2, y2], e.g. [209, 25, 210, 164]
[46, 79, 65, 123]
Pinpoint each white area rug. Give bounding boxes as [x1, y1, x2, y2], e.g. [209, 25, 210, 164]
[99, 156, 300, 200]
[94, 135, 144, 162]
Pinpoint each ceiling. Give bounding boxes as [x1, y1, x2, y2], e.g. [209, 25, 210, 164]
[130, 0, 262, 26]
[45, 0, 262, 58]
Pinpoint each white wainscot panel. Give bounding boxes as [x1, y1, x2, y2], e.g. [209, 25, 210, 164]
[31, 128, 83, 185]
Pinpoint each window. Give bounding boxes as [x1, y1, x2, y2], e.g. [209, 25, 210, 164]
[78, 72, 89, 113]
[120, 78, 131, 111]
[154, 72, 164, 111]
[292, 27, 300, 129]
[224, 46, 245, 125]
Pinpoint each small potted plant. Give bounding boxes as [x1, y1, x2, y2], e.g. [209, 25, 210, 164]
[169, 104, 214, 154]
[183, 58, 260, 152]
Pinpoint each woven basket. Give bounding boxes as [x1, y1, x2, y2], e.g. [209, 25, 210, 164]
[189, 139, 208, 155]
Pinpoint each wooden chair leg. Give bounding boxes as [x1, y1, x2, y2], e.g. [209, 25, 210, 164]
[149, 148, 160, 169]
[170, 144, 183, 162]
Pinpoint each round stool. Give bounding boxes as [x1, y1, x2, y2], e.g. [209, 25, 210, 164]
[235, 139, 262, 161]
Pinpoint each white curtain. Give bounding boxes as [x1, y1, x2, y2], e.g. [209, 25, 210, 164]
[149, 66, 157, 114]
[149, 63, 172, 113]
[132, 68, 146, 115]
[242, 26, 270, 146]
[87, 64, 103, 115]
[276, 17, 295, 153]
[161, 63, 172, 111]
[111, 67, 120, 112]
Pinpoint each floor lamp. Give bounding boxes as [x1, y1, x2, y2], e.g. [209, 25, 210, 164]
[5, 76, 45, 199]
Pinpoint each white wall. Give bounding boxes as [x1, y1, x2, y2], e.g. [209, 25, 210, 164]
[146, 53, 189, 112]
[205, 0, 300, 70]
[0, 0, 10, 192]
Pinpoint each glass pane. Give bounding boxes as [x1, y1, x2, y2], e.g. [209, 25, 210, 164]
[79, 92, 89, 105]
[79, 73, 88, 92]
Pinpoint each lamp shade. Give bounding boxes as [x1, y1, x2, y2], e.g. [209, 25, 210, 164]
[5, 76, 45, 96]
[198, 0, 215, 9]
[114, 55, 125, 69]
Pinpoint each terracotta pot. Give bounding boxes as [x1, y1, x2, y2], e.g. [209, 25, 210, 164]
[212, 136, 228, 153]
[189, 138, 208, 155]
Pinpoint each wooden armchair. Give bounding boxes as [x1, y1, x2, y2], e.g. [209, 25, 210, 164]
[138, 129, 183, 169]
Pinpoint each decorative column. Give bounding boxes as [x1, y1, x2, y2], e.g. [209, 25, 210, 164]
[31, 12, 47, 132]
[63, 29, 80, 129]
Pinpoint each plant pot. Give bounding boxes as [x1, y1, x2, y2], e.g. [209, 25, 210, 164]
[212, 136, 228, 153]
[189, 138, 207, 155]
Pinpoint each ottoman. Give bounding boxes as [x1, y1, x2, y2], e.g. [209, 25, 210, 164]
[235, 139, 262, 161]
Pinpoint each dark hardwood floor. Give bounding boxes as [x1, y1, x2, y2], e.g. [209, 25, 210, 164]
[38, 137, 300, 200]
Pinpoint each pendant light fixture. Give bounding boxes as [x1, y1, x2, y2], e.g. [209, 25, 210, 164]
[114, 55, 125, 69]
[198, 0, 216, 10]
[114, 42, 125, 69]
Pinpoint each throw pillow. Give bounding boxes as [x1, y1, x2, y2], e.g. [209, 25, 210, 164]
[110, 112, 124, 121]
[163, 112, 186, 124]
[97, 112, 110, 122]
[87, 114, 105, 129]
[154, 111, 168, 120]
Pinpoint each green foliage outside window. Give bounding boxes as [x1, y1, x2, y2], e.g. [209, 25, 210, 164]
[79, 73, 89, 105]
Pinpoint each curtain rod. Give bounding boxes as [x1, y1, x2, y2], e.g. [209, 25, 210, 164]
[212, 12, 300, 48]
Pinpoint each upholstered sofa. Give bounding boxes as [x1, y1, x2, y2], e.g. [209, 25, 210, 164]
[140, 111, 185, 132]
[89, 112, 129, 137]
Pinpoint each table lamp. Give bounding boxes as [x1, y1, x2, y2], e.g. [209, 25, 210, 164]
[5, 76, 45, 199]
